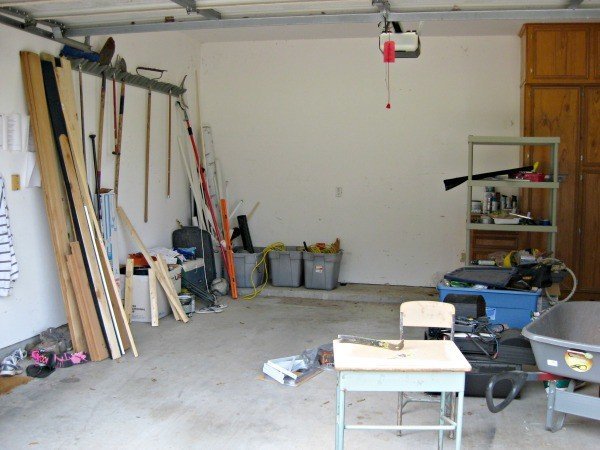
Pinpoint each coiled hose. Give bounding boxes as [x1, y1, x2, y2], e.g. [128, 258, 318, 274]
[539, 258, 578, 304]
[242, 242, 286, 300]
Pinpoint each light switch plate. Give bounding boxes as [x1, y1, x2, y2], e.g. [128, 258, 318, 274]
[11, 174, 20, 191]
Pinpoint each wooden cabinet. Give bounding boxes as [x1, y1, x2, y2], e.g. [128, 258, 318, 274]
[520, 23, 600, 300]
[521, 24, 591, 84]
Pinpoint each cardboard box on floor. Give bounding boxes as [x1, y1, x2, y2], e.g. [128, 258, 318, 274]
[119, 265, 182, 323]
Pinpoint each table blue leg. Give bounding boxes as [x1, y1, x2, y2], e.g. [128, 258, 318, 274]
[438, 392, 445, 450]
[336, 374, 345, 450]
[454, 391, 464, 450]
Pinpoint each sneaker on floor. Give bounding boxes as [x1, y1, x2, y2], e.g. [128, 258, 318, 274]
[0, 348, 27, 377]
[26, 350, 56, 379]
[196, 305, 224, 314]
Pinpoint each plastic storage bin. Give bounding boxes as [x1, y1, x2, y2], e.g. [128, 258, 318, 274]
[268, 247, 303, 287]
[233, 247, 265, 288]
[303, 251, 343, 290]
[437, 283, 540, 329]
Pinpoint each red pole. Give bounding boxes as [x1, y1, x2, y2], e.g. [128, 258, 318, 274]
[178, 102, 231, 280]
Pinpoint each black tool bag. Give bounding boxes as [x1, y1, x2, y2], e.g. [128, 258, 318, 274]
[172, 226, 217, 283]
[516, 264, 553, 288]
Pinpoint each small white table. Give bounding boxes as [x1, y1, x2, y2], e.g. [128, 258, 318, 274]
[334, 339, 471, 450]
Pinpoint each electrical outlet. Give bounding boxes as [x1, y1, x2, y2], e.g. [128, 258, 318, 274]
[335, 187, 343, 198]
[460, 252, 466, 262]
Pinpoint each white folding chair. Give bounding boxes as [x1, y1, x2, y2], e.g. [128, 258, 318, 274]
[397, 301, 456, 438]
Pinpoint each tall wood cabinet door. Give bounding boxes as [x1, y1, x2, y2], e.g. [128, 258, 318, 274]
[593, 26, 600, 80]
[578, 172, 600, 291]
[580, 88, 600, 292]
[583, 87, 600, 166]
[527, 26, 589, 82]
[527, 87, 580, 267]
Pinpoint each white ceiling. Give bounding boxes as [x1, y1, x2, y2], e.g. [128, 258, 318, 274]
[0, 0, 599, 41]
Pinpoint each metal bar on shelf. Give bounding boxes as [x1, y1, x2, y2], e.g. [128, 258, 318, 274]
[467, 224, 558, 233]
[66, 57, 185, 96]
[468, 180, 559, 189]
[468, 135, 561, 145]
[345, 424, 455, 431]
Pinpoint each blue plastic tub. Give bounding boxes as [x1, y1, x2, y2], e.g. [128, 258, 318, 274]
[437, 283, 541, 329]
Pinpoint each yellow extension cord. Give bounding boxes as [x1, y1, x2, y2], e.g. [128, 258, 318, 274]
[242, 242, 286, 300]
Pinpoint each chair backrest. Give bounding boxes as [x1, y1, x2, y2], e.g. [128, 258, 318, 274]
[400, 301, 455, 329]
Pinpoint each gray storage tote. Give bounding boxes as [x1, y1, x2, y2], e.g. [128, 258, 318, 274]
[232, 247, 265, 288]
[303, 250, 343, 290]
[268, 246, 303, 287]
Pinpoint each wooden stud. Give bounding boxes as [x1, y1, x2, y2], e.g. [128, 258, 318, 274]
[117, 206, 189, 323]
[124, 258, 134, 323]
[155, 255, 183, 321]
[67, 242, 109, 361]
[148, 268, 159, 327]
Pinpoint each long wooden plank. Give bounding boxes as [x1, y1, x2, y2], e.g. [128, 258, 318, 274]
[20, 51, 87, 353]
[39, 53, 122, 359]
[67, 243, 109, 361]
[124, 258, 134, 323]
[56, 134, 123, 359]
[55, 59, 137, 356]
[155, 255, 183, 321]
[117, 206, 189, 323]
[148, 268, 159, 327]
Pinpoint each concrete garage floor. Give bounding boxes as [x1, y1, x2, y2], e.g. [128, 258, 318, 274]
[1, 296, 598, 449]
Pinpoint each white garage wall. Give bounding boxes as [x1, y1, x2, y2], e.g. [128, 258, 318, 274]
[0, 28, 198, 348]
[1, 29, 522, 348]
[198, 36, 521, 286]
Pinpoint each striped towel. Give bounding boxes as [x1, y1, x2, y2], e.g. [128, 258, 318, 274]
[0, 175, 18, 296]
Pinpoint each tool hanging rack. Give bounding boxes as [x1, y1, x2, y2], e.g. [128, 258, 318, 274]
[65, 57, 185, 97]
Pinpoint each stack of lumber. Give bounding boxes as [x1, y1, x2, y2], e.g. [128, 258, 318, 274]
[20, 51, 137, 361]
[117, 207, 189, 324]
